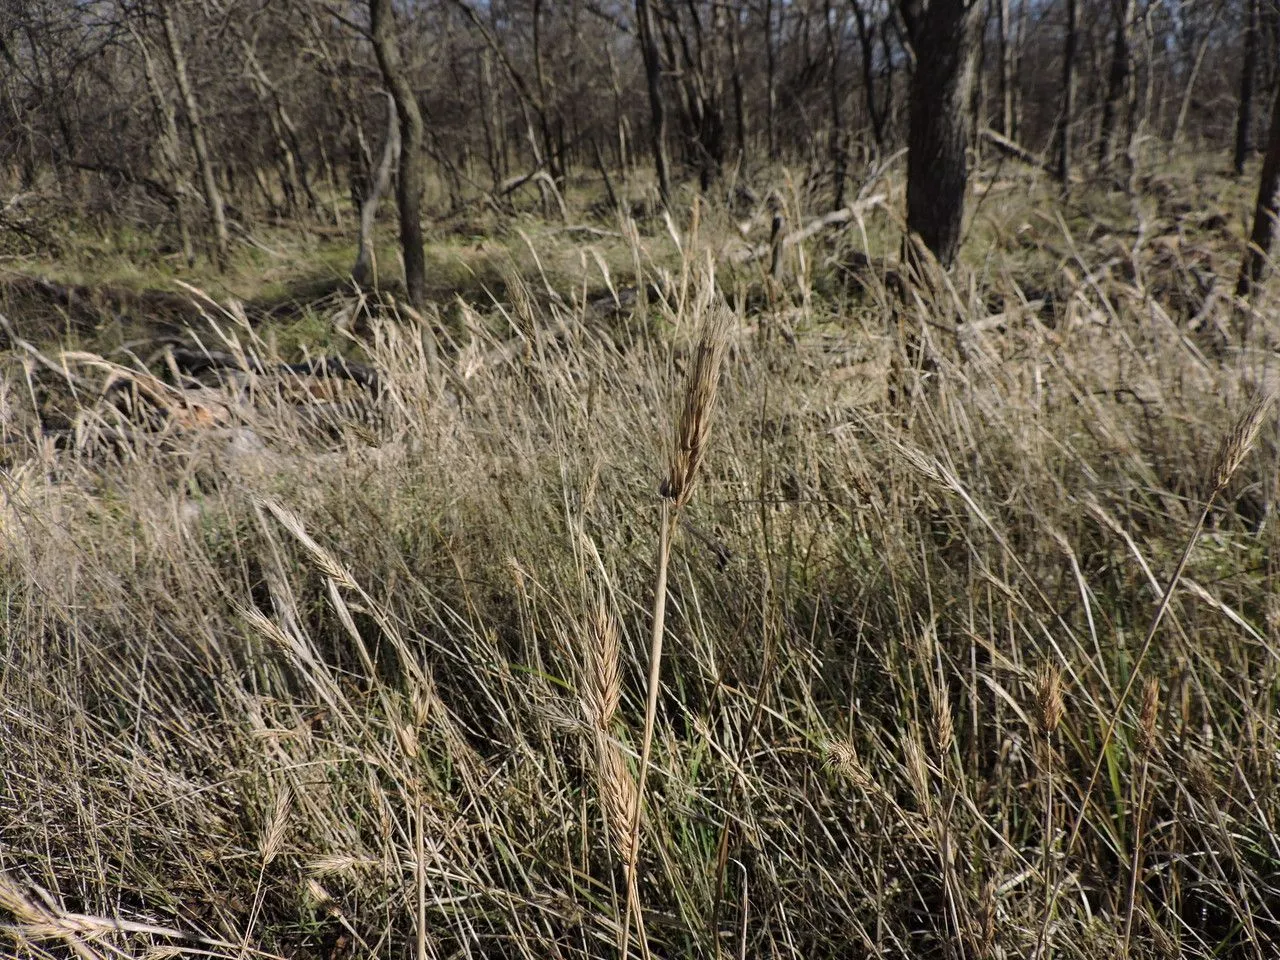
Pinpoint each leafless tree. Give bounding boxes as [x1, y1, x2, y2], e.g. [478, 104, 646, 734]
[1235, 0, 1260, 176]
[905, 0, 985, 268]
[370, 0, 427, 308]
[1097, 0, 1135, 173]
[0, 0, 1268, 285]
[1056, 0, 1078, 184]
[159, 0, 229, 268]
[1236, 76, 1280, 305]
[635, 0, 672, 205]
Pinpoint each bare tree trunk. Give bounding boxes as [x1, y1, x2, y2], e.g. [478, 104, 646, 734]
[971, 0, 988, 158]
[824, 0, 847, 209]
[765, 0, 778, 159]
[729, 5, 747, 162]
[159, 0, 229, 269]
[352, 93, 399, 286]
[244, 48, 299, 215]
[635, 0, 672, 206]
[606, 44, 629, 174]
[1013, 0, 1028, 137]
[851, 0, 889, 149]
[1056, 0, 1077, 184]
[1236, 80, 1280, 308]
[530, 0, 563, 185]
[130, 22, 194, 267]
[905, 0, 984, 268]
[1236, 0, 1260, 176]
[480, 51, 502, 189]
[1097, 0, 1134, 173]
[592, 138, 620, 210]
[1171, 0, 1227, 148]
[996, 0, 1014, 136]
[689, 1, 729, 191]
[370, 0, 427, 309]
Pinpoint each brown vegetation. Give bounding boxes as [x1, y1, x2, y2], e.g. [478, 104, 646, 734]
[5, 1, 1280, 958]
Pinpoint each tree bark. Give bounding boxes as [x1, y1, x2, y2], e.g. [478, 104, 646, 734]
[130, 22, 194, 267]
[824, 0, 847, 209]
[635, 0, 672, 206]
[1236, 0, 1260, 176]
[996, 0, 1014, 136]
[905, 0, 984, 268]
[1097, 0, 1134, 173]
[765, 0, 778, 160]
[159, 0, 229, 269]
[369, 0, 427, 310]
[480, 50, 502, 189]
[851, 0, 889, 149]
[1236, 79, 1280, 305]
[352, 93, 400, 286]
[729, 5, 747, 162]
[1055, 0, 1077, 184]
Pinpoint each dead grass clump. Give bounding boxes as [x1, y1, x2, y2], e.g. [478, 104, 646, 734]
[4, 181, 1280, 959]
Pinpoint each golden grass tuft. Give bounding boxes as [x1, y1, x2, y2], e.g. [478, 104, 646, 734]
[6, 173, 1280, 960]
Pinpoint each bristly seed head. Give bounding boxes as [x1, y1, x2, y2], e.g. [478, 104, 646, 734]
[1034, 662, 1064, 738]
[1138, 677, 1160, 755]
[583, 600, 622, 731]
[599, 739, 639, 865]
[663, 320, 727, 510]
[824, 740, 875, 792]
[933, 693, 955, 758]
[1209, 389, 1277, 497]
[903, 737, 933, 812]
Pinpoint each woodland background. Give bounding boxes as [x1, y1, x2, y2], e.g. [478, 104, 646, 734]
[5, 3, 1280, 960]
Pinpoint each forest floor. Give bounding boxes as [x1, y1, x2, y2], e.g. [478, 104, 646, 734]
[4, 151, 1280, 960]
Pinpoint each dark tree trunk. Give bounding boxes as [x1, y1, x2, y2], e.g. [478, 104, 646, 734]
[1236, 79, 1280, 306]
[635, 0, 672, 206]
[1056, 0, 1077, 184]
[1097, 0, 1134, 173]
[370, 0, 427, 309]
[530, 0, 563, 185]
[765, 0, 778, 159]
[851, 0, 889, 149]
[729, 7, 747, 162]
[824, 0, 847, 209]
[1236, 0, 1260, 176]
[905, 0, 984, 268]
[480, 51, 502, 189]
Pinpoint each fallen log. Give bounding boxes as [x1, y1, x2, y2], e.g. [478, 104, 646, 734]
[163, 347, 382, 393]
[979, 128, 1082, 182]
[726, 194, 887, 264]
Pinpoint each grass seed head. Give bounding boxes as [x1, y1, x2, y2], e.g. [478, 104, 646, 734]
[663, 320, 727, 510]
[1035, 662, 1064, 738]
[583, 600, 622, 730]
[932, 692, 955, 758]
[825, 740, 875, 792]
[904, 737, 933, 813]
[599, 741, 639, 865]
[1138, 677, 1160, 755]
[1209, 389, 1277, 496]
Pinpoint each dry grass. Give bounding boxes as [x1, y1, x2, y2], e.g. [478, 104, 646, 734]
[4, 162, 1280, 959]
